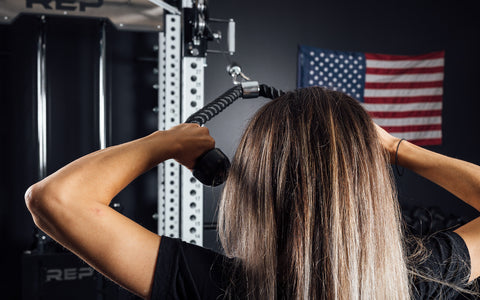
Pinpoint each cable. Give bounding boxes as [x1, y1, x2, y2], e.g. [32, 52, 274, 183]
[185, 85, 243, 125]
[186, 84, 285, 126]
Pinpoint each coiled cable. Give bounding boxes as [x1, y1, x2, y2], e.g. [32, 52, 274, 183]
[186, 83, 284, 126]
[185, 85, 243, 125]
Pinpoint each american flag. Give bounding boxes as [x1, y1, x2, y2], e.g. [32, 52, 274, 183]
[297, 46, 445, 146]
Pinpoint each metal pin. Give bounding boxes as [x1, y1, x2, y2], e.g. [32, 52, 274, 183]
[37, 18, 47, 179]
[99, 20, 107, 150]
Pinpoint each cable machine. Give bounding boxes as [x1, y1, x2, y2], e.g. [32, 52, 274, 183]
[1, 0, 235, 249]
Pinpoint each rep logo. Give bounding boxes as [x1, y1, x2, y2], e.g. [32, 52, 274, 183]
[26, 0, 104, 12]
[45, 267, 94, 282]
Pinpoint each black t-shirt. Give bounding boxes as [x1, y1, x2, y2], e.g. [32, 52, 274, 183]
[411, 231, 471, 299]
[151, 231, 471, 299]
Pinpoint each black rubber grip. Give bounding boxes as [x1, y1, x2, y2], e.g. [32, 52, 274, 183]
[259, 84, 285, 99]
[192, 148, 230, 186]
[186, 83, 285, 186]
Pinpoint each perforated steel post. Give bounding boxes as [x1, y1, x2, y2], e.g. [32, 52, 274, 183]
[181, 57, 205, 245]
[158, 9, 205, 245]
[162, 14, 181, 238]
[157, 32, 167, 235]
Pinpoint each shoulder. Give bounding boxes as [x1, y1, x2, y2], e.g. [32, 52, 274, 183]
[151, 236, 234, 300]
[409, 231, 471, 299]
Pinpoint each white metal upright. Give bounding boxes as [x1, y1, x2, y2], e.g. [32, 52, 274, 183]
[158, 14, 182, 239]
[181, 56, 205, 245]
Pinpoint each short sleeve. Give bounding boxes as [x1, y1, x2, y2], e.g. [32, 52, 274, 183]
[412, 231, 471, 299]
[150, 236, 232, 300]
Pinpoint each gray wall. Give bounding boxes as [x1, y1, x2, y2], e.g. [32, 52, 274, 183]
[203, 0, 480, 226]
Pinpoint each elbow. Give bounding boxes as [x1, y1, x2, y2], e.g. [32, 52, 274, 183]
[25, 183, 42, 218]
[24, 181, 63, 227]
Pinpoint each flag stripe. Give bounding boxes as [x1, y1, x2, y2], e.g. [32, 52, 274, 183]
[365, 81, 444, 89]
[365, 51, 445, 61]
[366, 66, 444, 75]
[369, 110, 441, 118]
[366, 58, 444, 69]
[365, 73, 444, 83]
[382, 124, 442, 133]
[364, 87, 443, 97]
[372, 116, 441, 126]
[410, 138, 443, 146]
[363, 102, 442, 112]
[389, 130, 442, 140]
[364, 96, 443, 104]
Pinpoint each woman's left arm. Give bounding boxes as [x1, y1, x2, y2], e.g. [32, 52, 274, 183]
[25, 123, 214, 299]
[375, 123, 480, 282]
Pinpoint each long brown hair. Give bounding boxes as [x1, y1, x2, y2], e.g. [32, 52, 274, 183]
[218, 86, 410, 299]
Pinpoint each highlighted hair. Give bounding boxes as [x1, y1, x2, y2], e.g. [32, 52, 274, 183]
[218, 87, 410, 299]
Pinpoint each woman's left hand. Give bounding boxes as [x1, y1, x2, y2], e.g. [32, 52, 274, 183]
[374, 123, 399, 163]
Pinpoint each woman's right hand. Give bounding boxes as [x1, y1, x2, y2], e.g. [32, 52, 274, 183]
[166, 123, 216, 170]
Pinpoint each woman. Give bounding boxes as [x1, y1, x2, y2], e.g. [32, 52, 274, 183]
[25, 87, 480, 299]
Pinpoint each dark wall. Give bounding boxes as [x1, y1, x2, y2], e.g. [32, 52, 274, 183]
[0, 15, 158, 299]
[203, 0, 480, 225]
[1, 0, 479, 299]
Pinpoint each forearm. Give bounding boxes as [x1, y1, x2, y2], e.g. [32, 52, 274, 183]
[28, 130, 176, 208]
[396, 140, 480, 211]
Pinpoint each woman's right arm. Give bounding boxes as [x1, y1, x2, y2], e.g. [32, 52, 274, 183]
[375, 124, 480, 282]
[25, 123, 214, 299]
